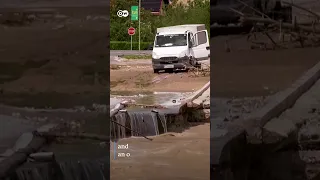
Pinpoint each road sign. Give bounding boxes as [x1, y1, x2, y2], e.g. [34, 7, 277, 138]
[131, 6, 138, 21]
[128, 27, 135, 51]
[128, 27, 135, 36]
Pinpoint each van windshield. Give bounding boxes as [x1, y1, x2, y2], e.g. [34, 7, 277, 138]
[155, 34, 187, 47]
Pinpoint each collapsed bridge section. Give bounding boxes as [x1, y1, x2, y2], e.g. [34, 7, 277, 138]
[211, 61, 320, 179]
[110, 81, 210, 140]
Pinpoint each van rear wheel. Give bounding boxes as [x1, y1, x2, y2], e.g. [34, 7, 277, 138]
[153, 69, 159, 73]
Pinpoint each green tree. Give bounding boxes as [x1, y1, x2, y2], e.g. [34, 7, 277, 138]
[110, 0, 210, 48]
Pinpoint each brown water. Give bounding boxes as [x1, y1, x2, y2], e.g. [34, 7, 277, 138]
[111, 91, 192, 105]
[110, 91, 194, 141]
[111, 107, 182, 141]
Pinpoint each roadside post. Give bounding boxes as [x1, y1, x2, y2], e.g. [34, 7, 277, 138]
[138, 0, 141, 52]
[131, 6, 139, 51]
[128, 27, 135, 50]
[130, 5, 140, 52]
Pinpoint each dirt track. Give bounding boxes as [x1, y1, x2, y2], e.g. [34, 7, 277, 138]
[110, 63, 210, 94]
[211, 35, 320, 97]
[0, 7, 108, 108]
[0, 5, 110, 179]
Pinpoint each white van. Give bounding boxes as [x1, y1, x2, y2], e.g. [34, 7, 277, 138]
[152, 24, 210, 73]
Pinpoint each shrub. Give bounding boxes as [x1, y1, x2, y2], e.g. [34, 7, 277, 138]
[110, 41, 152, 50]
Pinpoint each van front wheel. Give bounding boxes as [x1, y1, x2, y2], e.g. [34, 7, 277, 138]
[153, 69, 159, 73]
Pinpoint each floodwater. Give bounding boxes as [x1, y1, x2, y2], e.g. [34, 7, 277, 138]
[111, 108, 180, 140]
[110, 91, 190, 140]
[110, 91, 193, 106]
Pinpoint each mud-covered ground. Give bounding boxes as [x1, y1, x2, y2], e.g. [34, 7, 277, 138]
[210, 30, 320, 130]
[0, 7, 109, 178]
[110, 60, 210, 94]
[0, 7, 108, 109]
[211, 34, 320, 97]
[211, 28, 320, 179]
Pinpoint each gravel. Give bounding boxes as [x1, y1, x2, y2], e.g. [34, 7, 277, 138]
[211, 96, 268, 130]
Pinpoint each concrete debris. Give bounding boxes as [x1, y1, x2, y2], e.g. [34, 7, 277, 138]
[52, 24, 65, 30]
[29, 152, 55, 162]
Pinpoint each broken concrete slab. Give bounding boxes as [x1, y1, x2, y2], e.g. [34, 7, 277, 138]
[29, 152, 55, 162]
[211, 60, 320, 177]
[37, 123, 58, 133]
[0, 123, 60, 178]
[263, 77, 320, 145]
[0, 115, 39, 154]
[237, 60, 320, 141]
[12, 133, 33, 152]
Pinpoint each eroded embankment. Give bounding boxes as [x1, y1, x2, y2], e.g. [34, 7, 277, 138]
[0, 103, 108, 180]
[110, 84, 210, 140]
[211, 61, 320, 180]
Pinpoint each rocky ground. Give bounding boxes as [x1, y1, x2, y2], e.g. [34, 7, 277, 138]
[210, 31, 320, 179]
[211, 35, 320, 97]
[210, 32, 319, 129]
[259, 78, 320, 180]
[211, 96, 268, 129]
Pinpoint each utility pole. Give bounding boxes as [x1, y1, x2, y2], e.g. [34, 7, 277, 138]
[138, 0, 141, 52]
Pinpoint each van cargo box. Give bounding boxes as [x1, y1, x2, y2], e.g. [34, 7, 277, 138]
[156, 24, 206, 34]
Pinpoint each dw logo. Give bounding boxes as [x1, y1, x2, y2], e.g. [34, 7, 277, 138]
[117, 10, 129, 17]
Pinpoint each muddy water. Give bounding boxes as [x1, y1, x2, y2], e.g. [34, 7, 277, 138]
[111, 108, 180, 140]
[111, 91, 192, 105]
[110, 91, 192, 140]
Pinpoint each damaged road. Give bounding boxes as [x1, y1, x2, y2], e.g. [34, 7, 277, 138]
[211, 59, 320, 179]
